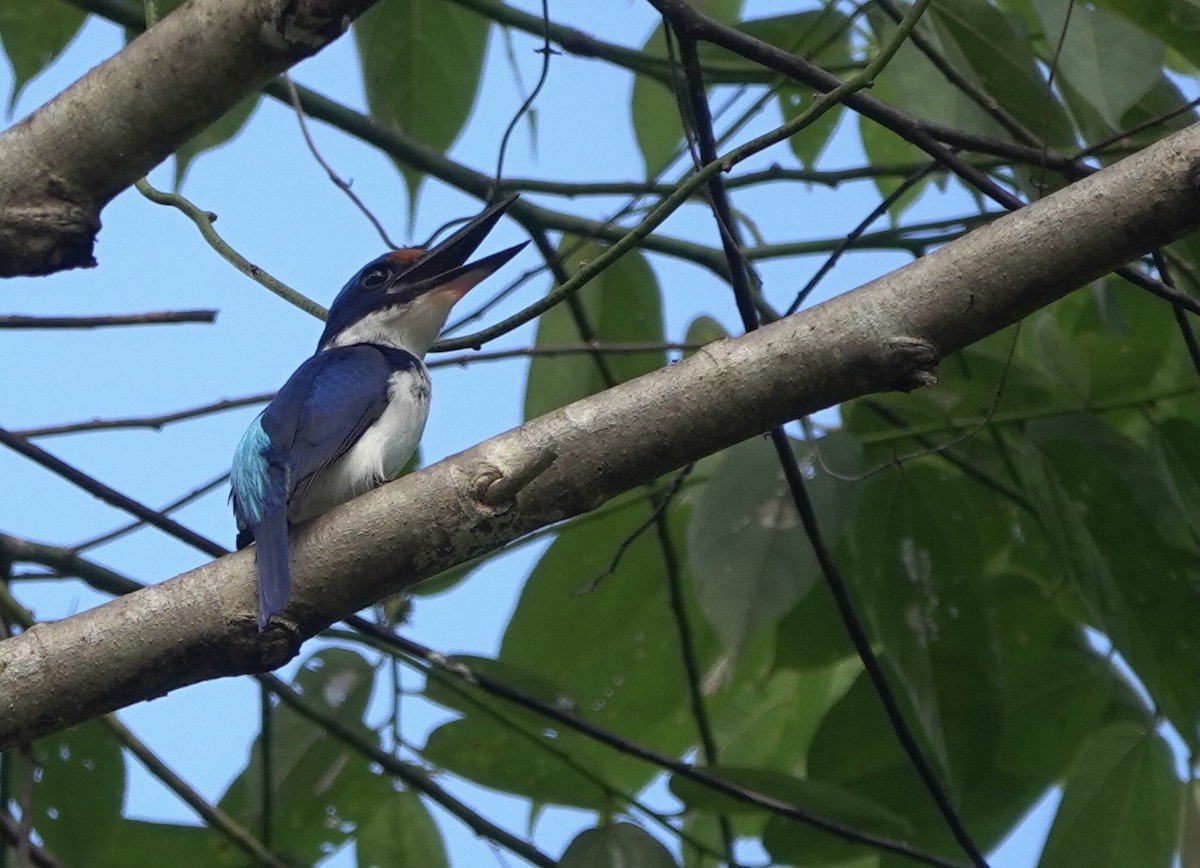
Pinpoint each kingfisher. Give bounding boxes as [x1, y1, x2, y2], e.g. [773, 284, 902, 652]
[231, 195, 526, 630]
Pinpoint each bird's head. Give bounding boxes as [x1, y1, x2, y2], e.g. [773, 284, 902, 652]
[318, 195, 527, 355]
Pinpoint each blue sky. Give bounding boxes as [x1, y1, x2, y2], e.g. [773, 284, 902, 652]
[0, 2, 1056, 864]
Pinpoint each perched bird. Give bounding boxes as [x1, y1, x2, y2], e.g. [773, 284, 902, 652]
[231, 195, 526, 630]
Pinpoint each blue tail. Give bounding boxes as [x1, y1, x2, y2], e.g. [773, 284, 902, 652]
[253, 508, 291, 631]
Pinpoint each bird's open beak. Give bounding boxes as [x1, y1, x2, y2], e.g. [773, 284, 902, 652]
[395, 194, 528, 301]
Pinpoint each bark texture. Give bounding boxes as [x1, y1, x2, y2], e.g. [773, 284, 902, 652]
[0, 0, 376, 277]
[1, 123, 1198, 749]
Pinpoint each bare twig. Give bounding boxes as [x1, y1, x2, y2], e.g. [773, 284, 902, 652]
[347, 617, 968, 868]
[0, 311, 216, 329]
[490, 0, 555, 197]
[73, 473, 231, 554]
[0, 812, 62, 868]
[575, 465, 693, 595]
[665, 4, 990, 864]
[100, 715, 286, 867]
[786, 161, 941, 314]
[0, 426, 226, 560]
[135, 179, 326, 319]
[261, 672, 559, 868]
[15, 395, 273, 438]
[283, 74, 400, 250]
[15, 342, 705, 439]
[0, 533, 144, 597]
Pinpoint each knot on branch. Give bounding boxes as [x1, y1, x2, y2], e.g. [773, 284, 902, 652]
[265, 0, 365, 53]
[0, 202, 100, 277]
[884, 336, 940, 392]
[463, 443, 557, 516]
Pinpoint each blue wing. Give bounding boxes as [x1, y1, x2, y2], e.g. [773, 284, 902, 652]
[231, 345, 398, 629]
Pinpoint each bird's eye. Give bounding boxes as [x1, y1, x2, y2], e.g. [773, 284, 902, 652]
[361, 268, 389, 291]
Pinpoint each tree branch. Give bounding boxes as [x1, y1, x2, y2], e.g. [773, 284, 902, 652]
[0, 122, 1197, 747]
[0, 0, 378, 276]
[0, 311, 216, 329]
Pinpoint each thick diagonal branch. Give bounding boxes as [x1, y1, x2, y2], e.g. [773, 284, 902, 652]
[0, 123, 1198, 748]
[0, 0, 376, 277]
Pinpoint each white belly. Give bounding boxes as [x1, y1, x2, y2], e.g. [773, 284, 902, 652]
[289, 366, 431, 523]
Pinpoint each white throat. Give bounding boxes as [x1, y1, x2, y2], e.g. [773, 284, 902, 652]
[322, 294, 455, 356]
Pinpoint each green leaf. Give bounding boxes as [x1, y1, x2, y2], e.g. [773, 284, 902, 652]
[523, 236, 664, 420]
[497, 495, 724, 795]
[927, 0, 1076, 147]
[422, 653, 575, 727]
[629, 0, 742, 177]
[845, 461, 1009, 794]
[739, 769, 912, 865]
[1030, 0, 1162, 129]
[862, 3, 1012, 215]
[174, 96, 259, 189]
[773, 581, 859, 670]
[1038, 723, 1181, 868]
[712, 660, 860, 774]
[356, 789, 449, 868]
[630, 64, 684, 180]
[760, 781, 912, 865]
[686, 433, 859, 658]
[0, 0, 85, 111]
[683, 314, 727, 358]
[354, 0, 488, 213]
[1151, 419, 1200, 544]
[857, 10, 934, 216]
[219, 648, 393, 865]
[560, 823, 678, 868]
[1090, 0, 1200, 70]
[733, 11, 854, 167]
[422, 716, 612, 809]
[1059, 71, 1199, 160]
[1019, 416, 1200, 742]
[804, 661, 1044, 864]
[990, 578, 1115, 781]
[14, 721, 125, 867]
[1031, 280, 1180, 405]
[778, 87, 843, 168]
[671, 766, 906, 829]
[96, 821, 241, 868]
[857, 113, 926, 221]
[681, 815, 727, 868]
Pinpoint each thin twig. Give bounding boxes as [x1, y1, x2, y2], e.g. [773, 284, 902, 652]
[574, 465, 692, 596]
[73, 472, 231, 553]
[134, 179, 326, 320]
[334, 626, 731, 862]
[1076, 96, 1200, 159]
[872, 0, 1040, 146]
[666, 5, 990, 864]
[0, 587, 283, 867]
[14, 342, 705, 440]
[786, 161, 943, 314]
[0, 426, 227, 560]
[0, 813, 62, 868]
[808, 324, 1022, 485]
[345, 618, 968, 868]
[0, 533, 142, 597]
[1151, 250, 1200, 383]
[16, 395, 273, 438]
[0, 311, 216, 329]
[100, 716, 286, 867]
[490, 0, 555, 197]
[653, 499, 737, 865]
[261, 673, 559, 868]
[283, 74, 400, 250]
